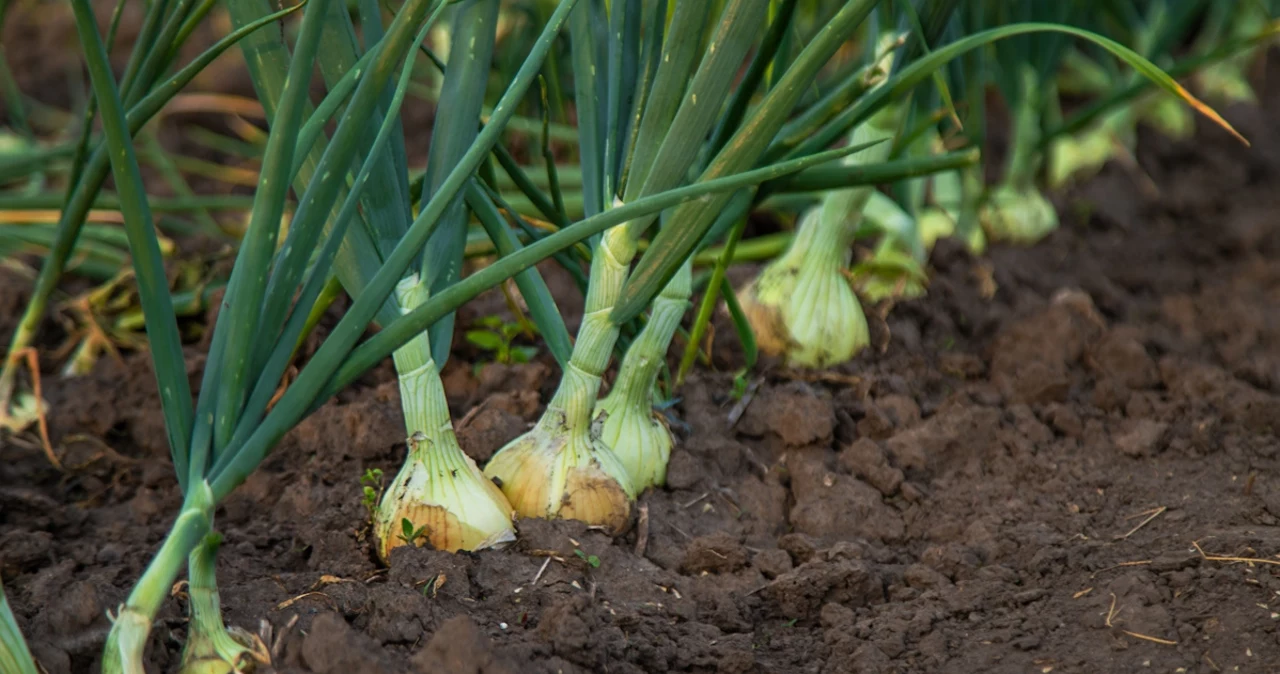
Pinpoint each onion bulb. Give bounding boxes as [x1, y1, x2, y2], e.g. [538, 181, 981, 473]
[484, 226, 637, 531]
[737, 112, 896, 368]
[374, 275, 515, 560]
[484, 366, 635, 533]
[737, 206, 871, 368]
[979, 184, 1058, 245]
[1047, 107, 1134, 189]
[374, 429, 516, 559]
[1200, 60, 1257, 105]
[595, 400, 672, 492]
[851, 243, 928, 303]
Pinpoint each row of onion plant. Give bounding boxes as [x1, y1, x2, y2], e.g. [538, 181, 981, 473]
[719, 0, 1258, 370]
[0, 0, 1245, 672]
[974, 0, 1263, 245]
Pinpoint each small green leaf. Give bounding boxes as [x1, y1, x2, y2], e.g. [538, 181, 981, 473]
[573, 548, 601, 568]
[512, 346, 539, 364]
[477, 315, 505, 329]
[465, 330, 505, 351]
[731, 373, 749, 400]
[401, 517, 415, 542]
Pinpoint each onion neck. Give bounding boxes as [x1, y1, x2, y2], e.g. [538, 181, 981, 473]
[392, 274, 455, 455]
[180, 533, 261, 672]
[778, 105, 899, 274]
[604, 260, 691, 413]
[393, 350, 453, 452]
[777, 208, 853, 275]
[543, 225, 636, 432]
[1003, 65, 1043, 192]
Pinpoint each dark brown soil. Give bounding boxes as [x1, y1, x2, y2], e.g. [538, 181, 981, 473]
[7, 20, 1280, 674]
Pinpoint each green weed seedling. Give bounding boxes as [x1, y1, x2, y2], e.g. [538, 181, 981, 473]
[466, 314, 540, 370]
[360, 468, 384, 518]
[573, 548, 601, 568]
[399, 517, 431, 547]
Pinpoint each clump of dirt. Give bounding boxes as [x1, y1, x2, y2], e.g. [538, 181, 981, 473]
[7, 52, 1280, 674]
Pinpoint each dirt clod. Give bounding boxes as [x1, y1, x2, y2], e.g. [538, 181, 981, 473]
[301, 613, 392, 674]
[737, 382, 834, 447]
[838, 438, 904, 496]
[1113, 418, 1170, 457]
[682, 533, 749, 574]
[752, 548, 793, 579]
[412, 616, 516, 674]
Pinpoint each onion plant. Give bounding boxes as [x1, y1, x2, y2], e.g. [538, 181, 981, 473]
[177, 535, 270, 672]
[223, 0, 533, 560]
[735, 30, 902, 369]
[978, 1, 1086, 244]
[737, 114, 897, 368]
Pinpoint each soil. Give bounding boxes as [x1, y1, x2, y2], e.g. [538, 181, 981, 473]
[6, 14, 1280, 674]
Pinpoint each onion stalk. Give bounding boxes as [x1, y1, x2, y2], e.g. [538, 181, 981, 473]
[103, 483, 215, 674]
[592, 260, 690, 491]
[375, 275, 516, 558]
[979, 65, 1059, 244]
[177, 534, 269, 674]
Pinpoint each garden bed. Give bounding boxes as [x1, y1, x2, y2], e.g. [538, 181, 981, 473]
[4, 24, 1280, 674]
